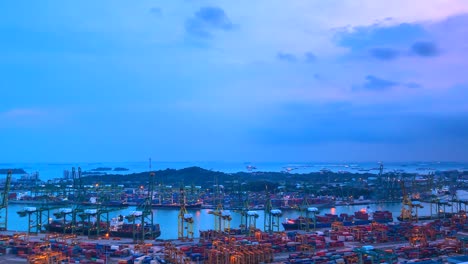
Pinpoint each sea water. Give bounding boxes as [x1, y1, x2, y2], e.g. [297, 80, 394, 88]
[2, 161, 468, 239]
[6, 201, 461, 239]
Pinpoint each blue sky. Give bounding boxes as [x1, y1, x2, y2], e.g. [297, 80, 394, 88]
[1, 0, 468, 163]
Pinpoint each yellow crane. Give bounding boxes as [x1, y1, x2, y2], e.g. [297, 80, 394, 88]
[178, 187, 194, 240]
[399, 180, 423, 222]
[208, 181, 232, 233]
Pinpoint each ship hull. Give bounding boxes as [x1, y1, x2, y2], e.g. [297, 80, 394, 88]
[279, 202, 335, 210]
[282, 219, 372, 230]
[282, 210, 393, 230]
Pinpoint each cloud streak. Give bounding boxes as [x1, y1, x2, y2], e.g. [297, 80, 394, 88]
[411, 41, 439, 57]
[276, 52, 297, 62]
[305, 52, 317, 63]
[362, 75, 398, 90]
[185, 6, 234, 38]
[370, 47, 400, 60]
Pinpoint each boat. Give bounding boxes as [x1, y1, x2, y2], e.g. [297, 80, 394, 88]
[44, 220, 112, 235]
[282, 210, 393, 230]
[109, 214, 161, 239]
[44, 220, 76, 233]
[276, 196, 335, 210]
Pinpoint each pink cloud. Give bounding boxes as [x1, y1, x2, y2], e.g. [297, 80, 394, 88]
[0, 108, 68, 128]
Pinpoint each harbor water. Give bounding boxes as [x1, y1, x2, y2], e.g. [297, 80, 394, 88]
[6, 201, 462, 240]
[2, 161, 468, 239]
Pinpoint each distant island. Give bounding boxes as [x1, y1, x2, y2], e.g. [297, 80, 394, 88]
[0, 168, 27, 174]
[113, 167, 129, 171]
[81, 171, 107, 175]
[90, 167, 112, 171]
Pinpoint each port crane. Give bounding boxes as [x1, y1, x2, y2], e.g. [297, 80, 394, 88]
[0, 170, 12, 231]
[234, 197, 258, 235]
[399, 180, 423, 222]
[264, 187, 282, 234]
[235, 198, 251, 235]
[17, 203, 61, 236]
[79, 183, 127, 238]
[127, 159, 157, 242]
[208, 181, 232, 234]
[295, 190, 319, 231]
[71, 167, 85, 235]
[43, 167, 87, 236]
[178, 187, 194, 241]
[17, 168, 82, 235]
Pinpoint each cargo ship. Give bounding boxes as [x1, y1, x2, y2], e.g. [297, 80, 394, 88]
[45, 220, 76, 233]
[80, 200, 129, 207]
[282, 210, 393, 230]
[276, 197, 335, 210]
[45, 218, 110, 235]
[151, 202, 202, 209]
[45, 216, 161, 239]
[109, 214, 161, 239]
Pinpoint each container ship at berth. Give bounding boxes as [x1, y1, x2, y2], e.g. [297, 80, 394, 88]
[282, 210, 393, 230]
[109, 213, 161, 239]
[276, 196, 335, 210]
[151, 201, 202, 209]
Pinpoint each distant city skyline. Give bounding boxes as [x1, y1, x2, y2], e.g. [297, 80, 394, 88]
[1, 1, 468, 162]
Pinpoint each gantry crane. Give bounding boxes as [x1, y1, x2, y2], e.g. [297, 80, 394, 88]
[71, 167, 85, 235]
[399, 180, 423, 222]
[236, 199, 250, 234]
[17, 167, 84, 234]
[0, 170, 12, 231]
[17, 203, 60, 235]
[208, 203, 225, 233]
[296, 195, 318, 231]
[178, 187, 194, 241]
[129, 159, 157, 242]
[208, 180, 231, 233]
[54, 167, 86, 235]
[246, 210, 259, 235]
[264, 187, 282, 234]
[77, 182, 125, 238]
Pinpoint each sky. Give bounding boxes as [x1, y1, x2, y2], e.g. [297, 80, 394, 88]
[1, 0, 468, 163]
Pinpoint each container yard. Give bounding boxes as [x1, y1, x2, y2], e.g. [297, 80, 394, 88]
[3, 214, 468, 263]
[2, 164, 468, 263]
